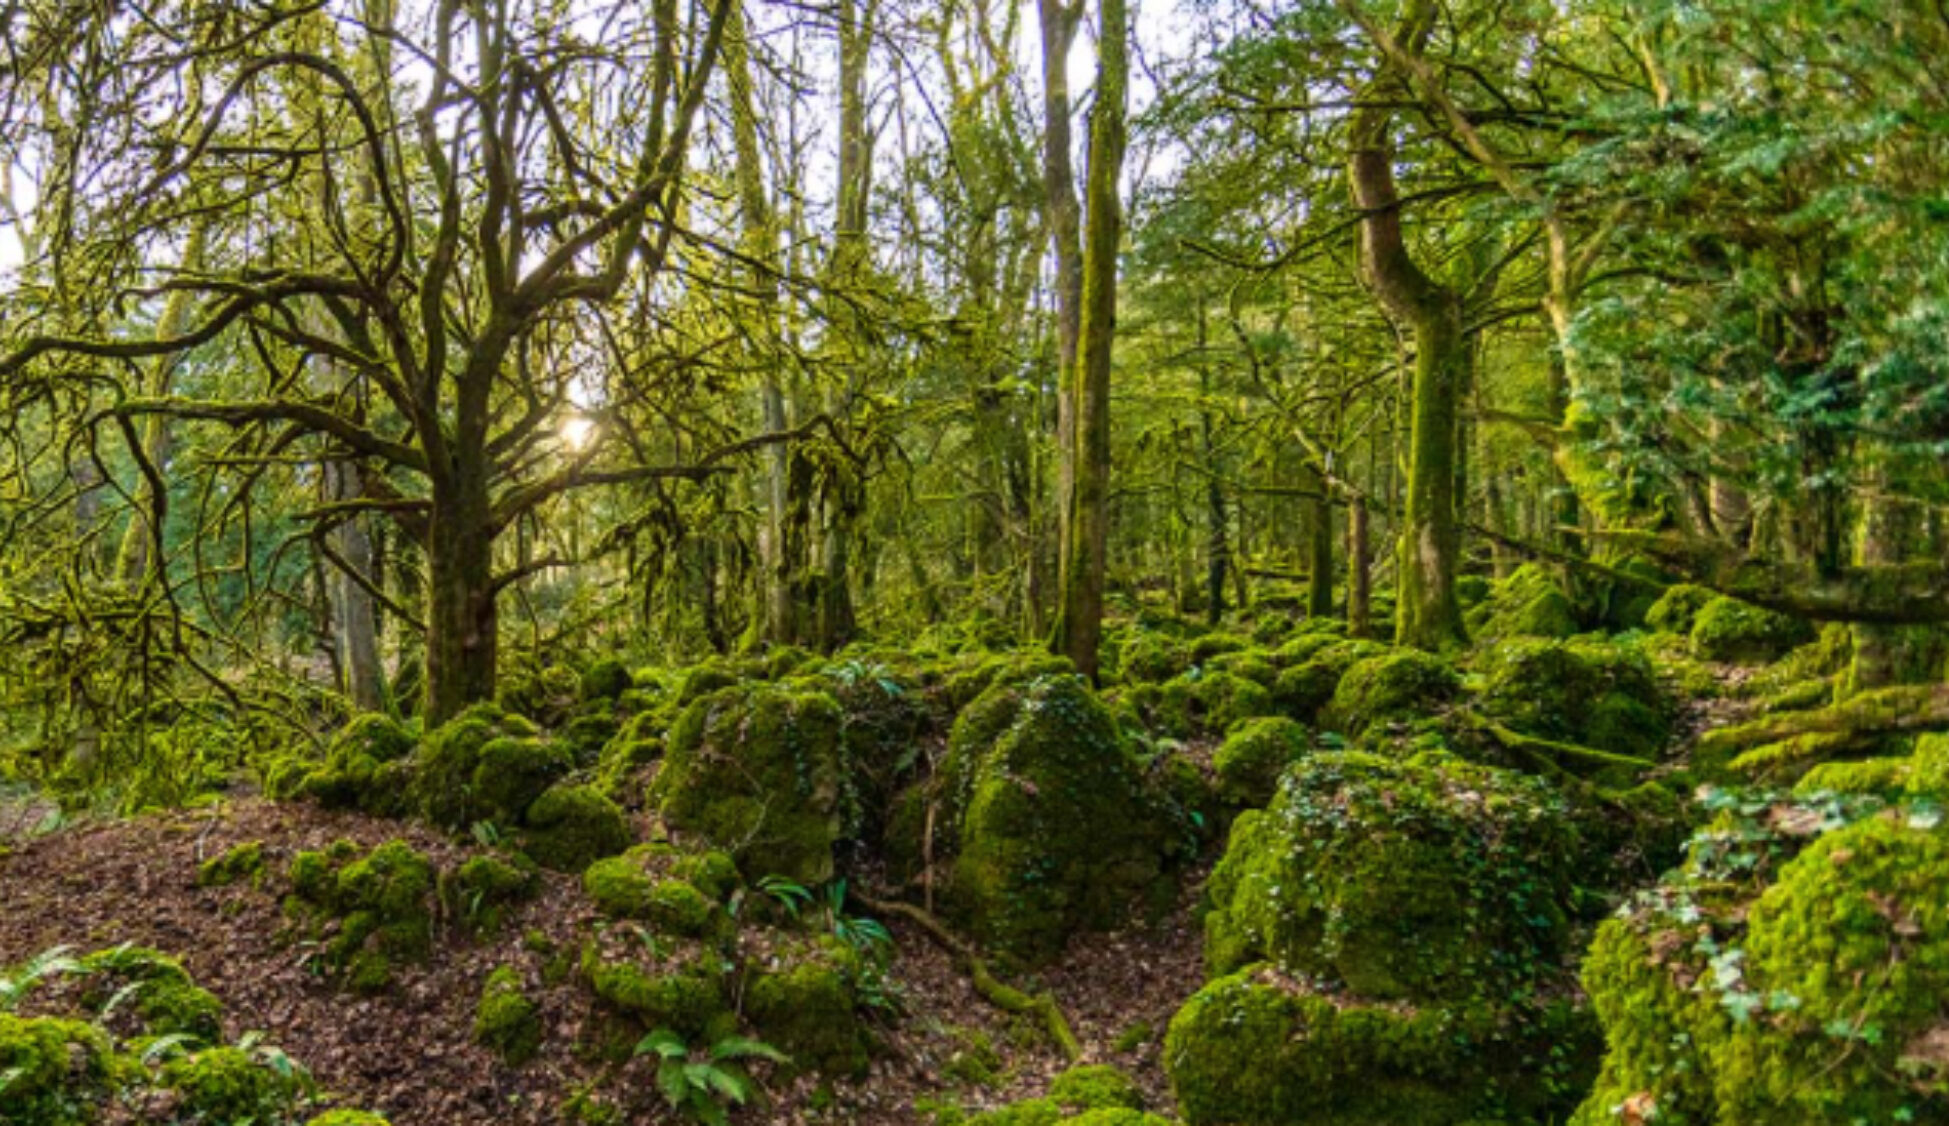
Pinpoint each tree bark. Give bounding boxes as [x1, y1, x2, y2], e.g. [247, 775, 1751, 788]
[1051, 0, 1126, 680]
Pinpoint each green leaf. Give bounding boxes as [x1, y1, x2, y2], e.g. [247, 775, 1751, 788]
[655, 1058, 693, 1107]
[636, 1028, 690, 1061]
[710, 1035, 789, 1064]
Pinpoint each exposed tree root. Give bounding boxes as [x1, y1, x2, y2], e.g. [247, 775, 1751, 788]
[854, 891, 1082, 1061]
[1696, 684, 1949, 762]
[1460, 711, 1657, 779]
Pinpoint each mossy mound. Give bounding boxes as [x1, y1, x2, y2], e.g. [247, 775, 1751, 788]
[1474, 636, 1673, 762]
[1115, 631, 1196, 686]
[1211, 716, 1310, 809]
[581, 842, 738, 942]
[410, 703, 546, 829]
[495, 661, 584, 726]
[581, 657, 634, 703]
[1269, 639, 1389, 724]
[449, 852, 539, 934]
[649, 683, 848, 883]
[1323, 650, 1461, 739]
[74, 946, 226, 1041]
[1468, 563, 1579, 642]
[474, 965, 542, 1065]
[1203, 751, 1576, 1001]
[961, 1064, 1158, 1125]
[285, 839, 435, 991]
[580, 943, 733, 1043]
[1689, 596, 1817, 663]
[162, 1044, 308, 1121]
[520, 784, 632, 872]
[282, 713, 420, 816]
[743, 935, 872, 1078]
[1574, 803, 1949, 1125]
[196, 840, 265, 888]
[941, 652, 1078, 711]
[0, 1013, 121, 1126]
[1644, 582, 1717, 635]
[1128, 669, 1278, 739]
[1165, 967, 1596, 1126]
[930, 675, 1175, 963]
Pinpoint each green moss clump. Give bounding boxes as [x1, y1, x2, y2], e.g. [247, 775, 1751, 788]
[162, 1045, 303, 1122]
[676, 663, 742, 705]
[305, 1113, 394, 1126]
[649, 684, 847, 883]
[1574, 811, 1949, 1125]
[1048, 1064, 1144, 1112]
[931, 675, 1173, 964]
[1474, 636, 1673, 764]
[964, 1098, 1064, 1126]
[1468, 563, 1579, 642]
[1064, 1111, 1174, 1126]
[284, 840, 435, 991]
[1116, 632, 1194, 686]
[1689, 596, 1817, 663]
[1203, 752, 1575, 1000]
[521, 784, 632, 872]
[582, 658, 634, 702]
[451, 853, 538, 934]
[470, 736, 572, 825]
[1165, 967, 1595, 1126]
[1211, 717, 1309, 809]
[1324, 651, 1461, 739]
[1793, 756, 1911, 800]
[413, 704, 535, 828]
[197, 840, 265, 888]
[1137, 670, 1277, 739]
[1644, 582, 1717, 635]
[284, 713, 420, 815]
[744, 936, 870, 1078]
[1908, 732, 1949, 800]
[474, 965, 542, 1065]
[74, 946, 225, 1041]
[581, 948, 730, 1041]
[1269, 640, 1388, 724]
[0, 1013, 119, 1124]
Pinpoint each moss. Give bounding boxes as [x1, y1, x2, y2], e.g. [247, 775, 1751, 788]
[284, 840, 434, 990]
[1270, 640, 1388, 724]
[74, 946, 224, 1041]
[1203, 752, 1576, 1001]
[1211, 717, 1309, 809]
[676, 663, 742, 705]
[1468, 564, 1579, 642]
[474, 965, 542, 1065]
[1150, 751, 1222, 846]
[582, 658, 634, 702]
[1064, 1111, 1174, 1126]
[521, 784, 632, 872]
[0, 1013, 119, 1123]
[1793, 756, 1911, 799]
[1165, 968, 1594, 1126]
[744, 936, 870, 1078]
[451, 853, 538, 934]
[1473, 636, 1673, 765]
[1689, 595, 1817, 663]
[162, 1045, 302, 1122]
[336, 840, 435, 924]
[1324, 651, 1461, 739]
[1188, 633, 1249, 663]
[1643, 581, 1718, 635]
[1111, 1021, 1153, 1053]
[933, 675, 1173, 964]
[965, 1099, 1064, 1126]
[1137, 670, 1278, 739]
[1908, 732, 1949, 800]
[560, 705, 621, 769]
[332, 712, 417, 764]
[413, 704, 529, 829]
[1208, 650, 1279, 689]
[1049, 1064, 1144, 1112]
[581, 948, 730, 1040]
[305, 1113, 394, 1126]
[1116, 632, 1194, 685]
[649, 683, 847, 883]
[1573, 804, 1949, 1125]
[197, 840, 265, 888]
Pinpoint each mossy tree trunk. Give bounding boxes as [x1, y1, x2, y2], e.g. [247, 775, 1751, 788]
[1345, 0, 1467, 651]
[1051, 0, 1126, 680]
[1306, 463, 1334, 618]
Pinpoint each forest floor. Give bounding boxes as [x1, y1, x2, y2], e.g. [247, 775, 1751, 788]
[0, 795, 1204, 1124]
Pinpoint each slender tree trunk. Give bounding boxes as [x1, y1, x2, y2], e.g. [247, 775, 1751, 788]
[1345, 2, 1467, 650]
[1051, 0, 1126, 680]
[1348, 492, 1372, 638]
[1306, 466, 1334, 618]
[1036, 0, 1083, 612]
[329, 463, 385, 711]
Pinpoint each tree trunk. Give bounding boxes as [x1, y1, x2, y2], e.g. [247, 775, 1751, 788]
[1036, 0, 1084, 613]
[330, 463, 386, 711]
[1345, 1, 1467, 650]
[1306, 466, 1334, 618]
[1051, 0, 1126, 681]
[425, 472, 497, 725]
[1348, 492, 1372, 638]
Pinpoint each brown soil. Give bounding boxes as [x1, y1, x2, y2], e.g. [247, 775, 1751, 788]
[0, 797, 1208, 1124]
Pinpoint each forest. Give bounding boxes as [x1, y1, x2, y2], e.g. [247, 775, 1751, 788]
[1, 0, 1946, 1122]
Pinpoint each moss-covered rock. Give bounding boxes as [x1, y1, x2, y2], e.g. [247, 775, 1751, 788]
[581, 658, 634, 703]
[581, 946, 731, 1041]
[284, 713, 419, 816]
[306, 1113, 394, 1126]
[1269, 639, 1388, 724]
[520, 784, 632, 873]
[1049, 1064, 1145, 1112]
[1116, 632, 1195, 686]
[1468, 563, 1579, 642]
[474, 965, 542, 1065]
[1323, 650, 1461, 739]
[1203, 752, 1576, 1000]
[1644, 582, 1717, 635]
[0, 1013, 120, 1125]
[1689, 596, 1817, 663]
[744, 935, 870, 1078]
[197, 840, 265, 888]
[162, 1045, 304, 1122]
[925, 675, 1175, 963]
[1129, 669, 1278, 739]
[582, 844, 736, 942]
[1574, 808, 1949, 1125]
[450, 852, 538, 935]
[650, 683, 847, 883]
[1474, 636, 1673, 763]
[412, 703, 540, 829]
[1211, 717, 1309, 809]
[1165, 967, 1596, 1126]
[73, 947, 226, 1041]
[284, 839, 435, 991]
